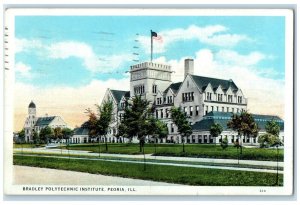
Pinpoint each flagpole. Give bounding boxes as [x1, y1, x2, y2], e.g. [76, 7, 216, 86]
[150, 30, 153, 62]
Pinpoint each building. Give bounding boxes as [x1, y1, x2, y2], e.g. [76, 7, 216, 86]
[99, 59, 284, 145]
[23, 101, 68, 142]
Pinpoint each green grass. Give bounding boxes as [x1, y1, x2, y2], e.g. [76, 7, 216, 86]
[64, 143, 283, 161]
[13, 144, 45, 148]
[14, 152, 283, 170]
[14, 155, 283, 186]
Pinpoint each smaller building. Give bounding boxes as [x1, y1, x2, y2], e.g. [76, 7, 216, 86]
[23, 101, 68, 142]
[71, 122, 90, 144]
[191, 111, 284, 145]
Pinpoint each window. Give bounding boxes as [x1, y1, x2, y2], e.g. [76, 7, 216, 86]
[206, 92, 212, 100]
[155, 110, 158, 119]
[189, 106, 193, 116]
[238, 96, 242, 103]
[218, 94, 223, 101]
[205, 106, 208, 115]
[211, 106, 214, 112]
[232, 108, 234, 113]
[160, 109, 163, 118]
[182, 92, 194, 102]
[216, 106, 219, 112]
[171, 124, 174, 133]
[152, 85, 157, 94]
[196, 106, 199, 115]
[134, 85, 145, 95]
[166, 109, 169, 118]
[227, 107, 229, 112]
[228, 95, 233, 102]
[183, 107, 187, 115]
[222, 107, 224, 112]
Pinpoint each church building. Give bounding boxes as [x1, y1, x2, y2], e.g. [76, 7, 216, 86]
[23, 101, 68, 142]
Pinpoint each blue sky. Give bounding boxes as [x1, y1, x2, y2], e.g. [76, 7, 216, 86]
[15, 15, 285, 87]
[14, 14, 286, 130]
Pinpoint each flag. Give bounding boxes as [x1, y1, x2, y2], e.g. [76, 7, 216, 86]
[151, 31, 163, 43]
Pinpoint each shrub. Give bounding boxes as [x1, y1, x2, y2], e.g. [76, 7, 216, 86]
[220, 136, 228, 150]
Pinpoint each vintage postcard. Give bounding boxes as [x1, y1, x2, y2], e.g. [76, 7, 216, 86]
[3, 8, 294, 196]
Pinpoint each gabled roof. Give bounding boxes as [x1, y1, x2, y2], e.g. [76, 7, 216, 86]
[190, 75, 239, 92]
[193, 111, 284, 131]
[73, 122, 89, 136]
[164, 82, 182, 94]
[35, 116, 56, 127]
[110, 90, 130, 103]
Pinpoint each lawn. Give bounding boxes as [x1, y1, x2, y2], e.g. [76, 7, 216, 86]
[14, 155, 283, 186]
[64, 143, 283, 161]
[13, 144, 45, 148]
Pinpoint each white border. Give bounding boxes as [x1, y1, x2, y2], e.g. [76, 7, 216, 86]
[3, 8, 294, 196]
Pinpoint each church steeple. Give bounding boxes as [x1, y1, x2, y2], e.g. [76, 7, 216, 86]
[28, 101, 36, 120]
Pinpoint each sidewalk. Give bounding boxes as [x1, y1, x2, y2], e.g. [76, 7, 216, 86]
[14, 147, 284, 170]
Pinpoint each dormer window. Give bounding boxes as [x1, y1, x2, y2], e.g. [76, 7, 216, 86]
[206, 92, 212, 101]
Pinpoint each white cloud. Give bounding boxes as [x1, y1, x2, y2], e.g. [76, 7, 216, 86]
[15, 62, 32, 78]
[153, 49, 284, 119]
[14, 78, 130, 131]
[15, 38, 43, 53]
[138, 25, 250, 54]
[47, 41, 131, 73]
[15, 38, 131, 73]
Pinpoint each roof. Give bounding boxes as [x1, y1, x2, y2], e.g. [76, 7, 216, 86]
[110, 90, 130, 103]
[35, 116, 55, 127]
[164, 82, 182, 94]
[73, 121, 90, 136]
[190, 75, 239, 92]
[192, 111, 284, 131]
[28, 101, 36, 108]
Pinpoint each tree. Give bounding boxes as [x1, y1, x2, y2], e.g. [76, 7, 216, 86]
[97, 101, 114, 152]
[53, 127, 63, 153]
[210, 123, 223, 146]
[86, 111, 98, 142]
[86, 101, 114, 154]
[39, 126, 53, 144]
[117, 123, 129, 143]
[258, 120, 281, 148]
[18, 129, 25, 154]
[220, 136, 228, 150]
[265, 120, 280, 137]
[62, 127, 73, 159]
[170, 106, 192, 153]
[148, 117, 168, 154]
[118, 95, 153, 152]
[227, 111, 258, 154]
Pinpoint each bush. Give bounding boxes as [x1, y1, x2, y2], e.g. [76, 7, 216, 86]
[220, 136, 228, 150]
[258, 134, 281, 148]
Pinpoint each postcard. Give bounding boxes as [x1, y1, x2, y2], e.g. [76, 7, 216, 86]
[3, 8, 294, 196]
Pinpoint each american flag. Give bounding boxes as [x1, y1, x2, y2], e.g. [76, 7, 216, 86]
[151, 31, 163, 43]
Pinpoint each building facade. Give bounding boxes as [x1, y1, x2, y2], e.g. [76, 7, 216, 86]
[99, 59, 283, 145]
[23, 101, 68, 142]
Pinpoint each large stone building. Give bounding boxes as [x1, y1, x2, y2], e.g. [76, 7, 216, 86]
[23, 101, 68, 142]
[101, 59, 284, 145]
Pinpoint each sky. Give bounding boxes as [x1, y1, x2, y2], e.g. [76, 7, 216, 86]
[14, 15, 285, 131]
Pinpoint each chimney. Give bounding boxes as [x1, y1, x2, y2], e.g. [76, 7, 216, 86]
[184, 59, 194, 78]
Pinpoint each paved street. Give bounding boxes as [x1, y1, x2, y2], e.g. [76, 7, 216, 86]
[14, 165, 180, 186]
